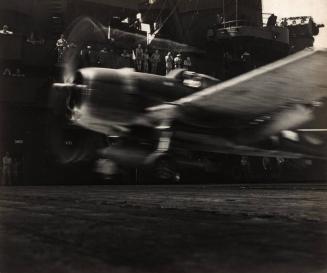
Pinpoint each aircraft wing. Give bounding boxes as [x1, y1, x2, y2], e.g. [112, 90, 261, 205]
[148, 48, 327, 146]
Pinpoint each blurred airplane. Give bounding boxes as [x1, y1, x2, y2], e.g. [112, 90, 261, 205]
[52, 48, 327, 179]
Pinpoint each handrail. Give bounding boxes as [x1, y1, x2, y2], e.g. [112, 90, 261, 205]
[218, 20, 249, 29]
[216, 12, 277, 30]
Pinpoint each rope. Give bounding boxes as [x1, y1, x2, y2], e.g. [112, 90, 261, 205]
[154, 0, 179, 34]
[153, 0, 168, 32]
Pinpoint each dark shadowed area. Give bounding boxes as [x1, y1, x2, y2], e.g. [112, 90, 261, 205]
[0, 184, 327, 273]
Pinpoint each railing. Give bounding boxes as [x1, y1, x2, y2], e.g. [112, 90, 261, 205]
[282, 16, 312, 25]
[218, 20, 249, 29]
[214, 13, 290, 30]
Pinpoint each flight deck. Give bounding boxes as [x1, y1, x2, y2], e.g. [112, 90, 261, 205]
[0, 184, 327, 273]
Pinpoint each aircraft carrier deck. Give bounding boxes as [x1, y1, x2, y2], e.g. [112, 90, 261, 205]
[1, 183, 327, 273]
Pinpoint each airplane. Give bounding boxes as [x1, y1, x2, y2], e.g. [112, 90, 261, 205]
[51, 48, 327, 182]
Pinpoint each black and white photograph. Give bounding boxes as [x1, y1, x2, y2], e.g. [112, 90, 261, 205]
[0, 0, 327, 272]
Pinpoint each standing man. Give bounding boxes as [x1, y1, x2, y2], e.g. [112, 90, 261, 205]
[56, 34, 68, 63]
[2, 152, 13, 186]
[183, 56, 192, 70]
[241, 50, 253, 72]
[223, 51, 233, 78]
[87, 45, 98, 66]
[281, 18, 288, 27]
[121, 49, 132, 68]
[143, 48, 150, 73]
[150, 50, 161, 74]
[174, 53, 183, 69]
[79, 45, 89, 67]
[135, 44, 143, 71]
[165, 52, 174, 75]
[267, 13, 277, 27]
[240, 156, 252, 181]
[215, 14, 224, 28]
[98, 47, 109, 67]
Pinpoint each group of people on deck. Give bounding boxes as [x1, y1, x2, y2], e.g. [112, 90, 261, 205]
[165, 52, 192, 75]
[55, 34, 193, 75]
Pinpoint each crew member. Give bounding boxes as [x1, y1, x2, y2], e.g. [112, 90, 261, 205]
[2, 152, 12, 186]
[240, 156, 252, 181]
[280, 18, 288, 27]
[87, 45, 98, 66]
[79, 45, 89, 67]
[267, 14, 277, 27]
[215, 14, 224, 28]
[143, 48, 150, 73]
[107, 48, 117, 69]
[223, 51, 233, 77]
[26, 32, 44, 45]
[241, 50, 253, 72]
[12, 68, 25, 77]
[121, 49, 131, 67]
[0, 25, 13, 35]
[135, 44, 143, 71]
[165, 52, 174, 74]
[56, 34, 68, 63]
[183, 56, 192, 70]
[12, 158, 21, 185]
[174, 53, 183, 69]
[150, 50, 161, 74]
[262, 157, 273, 176]
[2, 68, 11, 76]
[27, 32, 37, 44]
[98, 47, 109, 67]
[133, 18, 142, 31]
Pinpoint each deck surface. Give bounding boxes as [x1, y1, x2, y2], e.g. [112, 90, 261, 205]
[0, 184, 327, 273]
